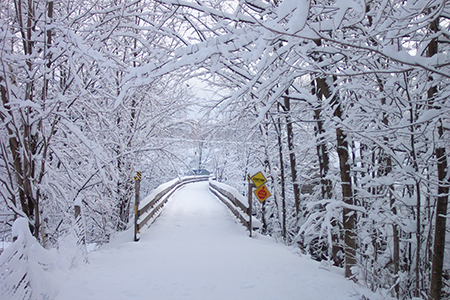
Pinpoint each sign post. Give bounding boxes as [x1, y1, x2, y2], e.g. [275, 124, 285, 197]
[134, 172, 141, 242]
[248, 171, 272, 237]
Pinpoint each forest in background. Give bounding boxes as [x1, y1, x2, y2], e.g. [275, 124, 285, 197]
[1, 0, 449, 299]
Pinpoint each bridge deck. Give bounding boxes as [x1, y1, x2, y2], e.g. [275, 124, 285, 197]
[56, 181, 360, 300]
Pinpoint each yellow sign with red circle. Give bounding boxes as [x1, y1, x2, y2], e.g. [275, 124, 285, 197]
[254, 184, 271, 202]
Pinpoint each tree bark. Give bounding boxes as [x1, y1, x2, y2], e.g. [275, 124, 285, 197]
[428, 16, 448, 300]
[312, 79, 332, 200]
[282, 94, 300, 217]
[429, 142, 449, 300]
[313, 66, 343, 266]
[334, 105, 357, 279]
[276, 109, 287, 240]
[378, 73, 400, 297]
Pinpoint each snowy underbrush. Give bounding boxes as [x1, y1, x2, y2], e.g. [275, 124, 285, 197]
[0, 218, 86, 300]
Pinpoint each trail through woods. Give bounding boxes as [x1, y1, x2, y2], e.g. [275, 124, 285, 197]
[56, 182, 371, 300]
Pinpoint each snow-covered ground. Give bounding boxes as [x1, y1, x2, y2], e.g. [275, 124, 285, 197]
[55, 181, 376, 300]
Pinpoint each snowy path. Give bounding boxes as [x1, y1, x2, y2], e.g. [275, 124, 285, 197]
[56, 181, 361, 300]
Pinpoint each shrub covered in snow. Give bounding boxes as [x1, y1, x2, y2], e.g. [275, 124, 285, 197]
[0, 218, 59, 300]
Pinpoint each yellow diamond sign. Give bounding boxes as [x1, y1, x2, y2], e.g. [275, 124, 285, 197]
[251, 171, 267, 188]
[254, 184, 271, 202]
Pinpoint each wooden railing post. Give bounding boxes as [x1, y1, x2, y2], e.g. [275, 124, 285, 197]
[248, 179, 254, 237]
[134, 172, 141, 242]
[74, 197, 88, 262]
[74, 204, 81, 219]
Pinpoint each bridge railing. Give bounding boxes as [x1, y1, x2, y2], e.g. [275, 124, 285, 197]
[135, 175, 210, 240]
[209, 180, 260, 234]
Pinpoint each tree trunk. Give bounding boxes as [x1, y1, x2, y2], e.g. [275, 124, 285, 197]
[378, 73, 400, 297]
[429, 142, 449, 300]
[313, 40, 358, 274]
[313, 68, 342, 266]
[335, 104, 357, 278]
[312, 79, 332, 200]
[6, 0, 42, 237]
[428, 16, 448, 300]
[259, 117, 276, 234]
[282, 94, 300, 217]
[409, 107, 422, 297]
[276, 110, 286, 240]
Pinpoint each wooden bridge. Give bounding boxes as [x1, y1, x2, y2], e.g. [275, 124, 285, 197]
[134, 176, 257, 241]
[53, 179, 362, 300]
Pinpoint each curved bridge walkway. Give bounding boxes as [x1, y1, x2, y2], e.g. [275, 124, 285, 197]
[56, 181, 361, 300]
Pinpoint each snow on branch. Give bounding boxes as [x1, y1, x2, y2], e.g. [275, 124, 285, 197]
[0, 218, 58, 300]
[155, 0, 257, 24]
